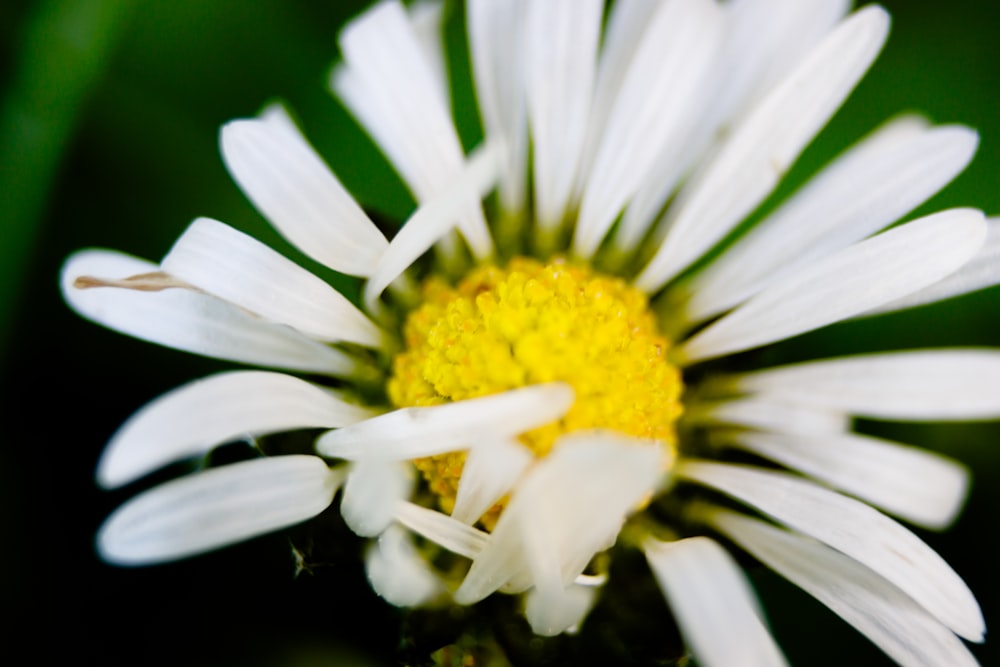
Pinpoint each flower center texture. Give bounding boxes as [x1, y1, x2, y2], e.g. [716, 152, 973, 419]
[388, 257, 683, 524]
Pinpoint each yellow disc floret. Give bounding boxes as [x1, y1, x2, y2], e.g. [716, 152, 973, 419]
[388, 257, 682, 525]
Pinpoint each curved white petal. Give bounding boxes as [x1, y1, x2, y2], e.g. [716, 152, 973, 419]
[455, 433, 666, 605]
[340, 460, 413, 538]
[98, 371, 377, 489]
[452, 438, 533, 525]
[365, 524, 442, 607]
[219, 107, 387, 277]
[98, 455, 341, 565]
[572, 0, 724, 258]
[676, 209, 987, 364]
[635, 6, 890, 292]
[336, 1, 491, 258]
[317, 383, 574, 461]
[644, 537, 787, 667]
[61, 249, 360, 376]
[678, 461, 984, 641]
[870, 216, 1000, 315]
[362, 138, 503, 310]
[161, 218, 384, 347]
[710, 510, 981, 666]
[394, 501, 490, 560]
[525, 0, 602, 229]
[732, 348, 1000, 420]
[685, 396, 849, 435]
[467, 0, 528, 213]
[721, 430, 969, 529]
[686, 120, 978, 322]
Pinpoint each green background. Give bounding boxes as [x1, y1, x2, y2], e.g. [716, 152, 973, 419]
[2, 1, 999, 664]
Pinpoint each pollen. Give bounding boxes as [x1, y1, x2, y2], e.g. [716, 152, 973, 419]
[388, 257, 683, 526]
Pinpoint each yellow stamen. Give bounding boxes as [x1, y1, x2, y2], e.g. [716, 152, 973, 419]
[389, 257, 682, 526]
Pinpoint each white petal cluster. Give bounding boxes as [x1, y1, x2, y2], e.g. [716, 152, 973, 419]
[61, 1, 999, 665]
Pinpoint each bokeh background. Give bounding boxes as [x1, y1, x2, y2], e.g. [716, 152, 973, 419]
[3, 0, 999, 664]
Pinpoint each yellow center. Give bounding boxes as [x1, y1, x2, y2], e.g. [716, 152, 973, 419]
[388, 257, 683, 526]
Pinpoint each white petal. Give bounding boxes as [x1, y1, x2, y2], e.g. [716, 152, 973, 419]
[525, 0, 602, 228]
[684, 114, 925, 302]
[394, 501, 490, 560]
[340, 460, 413, 538]
[618, 0, 850, 248]
[61, 249, 361, 376]
[219, 107, 387, 277]
[635, 6, 890, 292]
[406, 1, 449, 105]
[98, 456, 341, 565]
[329, 63, 409, 187]
[467, 0, 528, 213]
[455, 433, 667, 605]
[525, 583, 596, 637]
[336, 1, 449, 189]
[161, 218, 384, 347]
[685, 120, 978, 322]
[711, 510, 981, 666]
[871, 216, 1000, 315]
[316, 383, 574, 461]
[97, 371, 377, 489]
[733, 348, 1000, 420]
[570, 0, 660, 200]
[362, 138, 503, 310]
[676, 209, 987, 364]
[365, 524, 442, 607]
[516, 479, 579, 635]
[572, 0, 724, 257]
[685, 396, 849, 435]
[508, 464, 598, 636]
[452, 438, 533, 525]
[336, 1, 491, 258]
[644, 537, 787, 667]
[677, 461, 984, 641]
[722, 430, 969, 529]
[710, 0, 851, 127]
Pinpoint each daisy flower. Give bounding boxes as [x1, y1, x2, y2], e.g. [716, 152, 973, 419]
[62, 1, 1000, 665]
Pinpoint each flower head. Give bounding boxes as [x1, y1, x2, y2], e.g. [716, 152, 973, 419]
[64, 1, 1000, 665]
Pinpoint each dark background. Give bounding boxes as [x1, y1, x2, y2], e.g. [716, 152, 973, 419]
[2, 1, 999, 664]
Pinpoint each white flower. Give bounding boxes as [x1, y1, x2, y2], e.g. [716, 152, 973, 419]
[62, 1, 1000, 665]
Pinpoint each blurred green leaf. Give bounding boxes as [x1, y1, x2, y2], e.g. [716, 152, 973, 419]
[0, 0, 131, 350]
